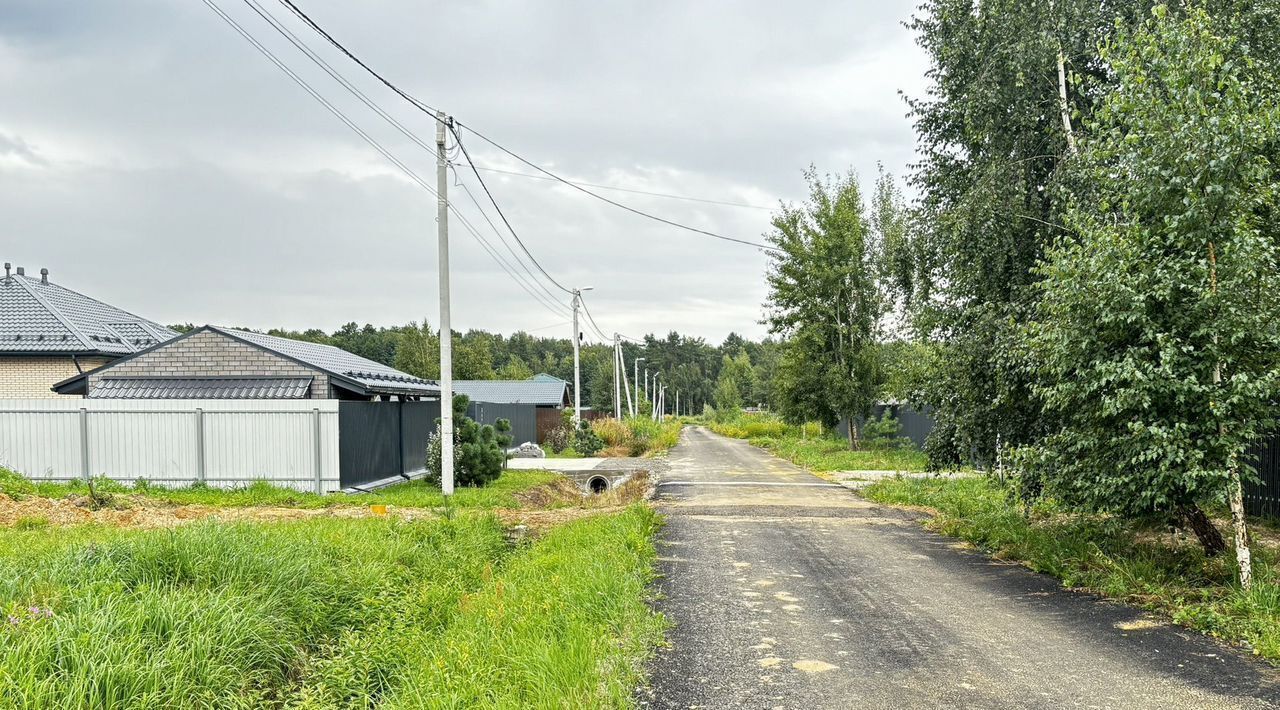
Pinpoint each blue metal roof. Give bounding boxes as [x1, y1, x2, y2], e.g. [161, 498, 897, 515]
[453, 379, 569, 405]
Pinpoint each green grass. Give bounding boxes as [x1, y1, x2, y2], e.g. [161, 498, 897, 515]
[747, 435, 929, 472]
[0, 507, 665, 708]
[864, 476, 1280, 662]
[706, 415, 929, 472]
[1, 467, 561, 511]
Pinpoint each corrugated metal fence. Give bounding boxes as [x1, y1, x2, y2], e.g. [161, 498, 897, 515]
[1246, 437, 1280, 518]
[467, 401, 538, 446]
[0, 399, 341, 493]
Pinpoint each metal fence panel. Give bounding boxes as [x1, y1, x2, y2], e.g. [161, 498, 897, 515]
[0, 399, 340, 492]
[400, 400, 440, 476]
[1245, 437, 1280, 518]
[838, 404, 936, 449]
[467, 401, 537, 447]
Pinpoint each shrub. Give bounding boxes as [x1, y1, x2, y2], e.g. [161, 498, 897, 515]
[0, 468, 35, 500]
[544, 425, 571, 454]
[574, 420, 604, 456]
[426, 394, 512, 488]
[591, 419, 631, 447]
[862, 413, 912, 450]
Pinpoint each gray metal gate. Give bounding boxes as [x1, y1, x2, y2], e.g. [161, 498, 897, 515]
[467, 401, 537, 446]
[338, 400, 439, 488]
[1246, 437, 1280, 518]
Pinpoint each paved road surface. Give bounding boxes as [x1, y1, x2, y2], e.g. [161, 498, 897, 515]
[641, 427, 1280, 709]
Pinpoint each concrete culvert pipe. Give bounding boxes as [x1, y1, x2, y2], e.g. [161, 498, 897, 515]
[588, 476, 609, 494]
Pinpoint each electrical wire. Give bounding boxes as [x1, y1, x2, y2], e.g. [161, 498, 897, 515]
[273, 0, 777, 252]
[201, 0, 569, 321]
[469, 165, 776, 211]
[578, 296, 612, 342]
[449, 124, 573, 294]
[240, 0, 569, 312]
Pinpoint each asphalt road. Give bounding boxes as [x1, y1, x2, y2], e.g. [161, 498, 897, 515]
[641, 427, 1280, 709]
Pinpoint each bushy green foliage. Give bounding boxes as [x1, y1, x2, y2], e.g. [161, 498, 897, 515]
[1015, 6, 1280, 533]
[864, 476, 1280, 661]
[572, 420, 604, 456]
[426, 394, 512, 488]
[710, 413, 928, 472]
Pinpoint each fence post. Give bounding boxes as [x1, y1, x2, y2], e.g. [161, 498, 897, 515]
[79, 407, 90, 482]
[195, 408, 206, 485]
[313, 408, 323, 494]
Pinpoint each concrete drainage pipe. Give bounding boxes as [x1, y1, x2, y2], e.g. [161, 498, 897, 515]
[587, 475, 610, 494]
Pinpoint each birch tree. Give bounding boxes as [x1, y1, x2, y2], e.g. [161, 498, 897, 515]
[1017, 6, 1280, 578]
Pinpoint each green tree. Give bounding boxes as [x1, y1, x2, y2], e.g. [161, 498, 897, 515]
[393, 320, 439, 380]
[496, 355, 534, 380]
[765, 169, 885, 448]
[1017, 6, 1279, 580]
[712, 359, 743, 413]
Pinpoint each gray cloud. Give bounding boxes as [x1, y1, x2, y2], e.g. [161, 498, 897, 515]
[1, 0, 925, 342]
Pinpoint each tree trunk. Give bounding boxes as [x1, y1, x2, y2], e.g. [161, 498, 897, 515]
[1228, 457, 1253, 590]
[1179, 504, 1228, 557]
[847, 418, 860, 451]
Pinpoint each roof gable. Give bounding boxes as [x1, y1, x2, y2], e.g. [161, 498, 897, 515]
[214, 327, 438, 397]
[0, 273, 177, 355]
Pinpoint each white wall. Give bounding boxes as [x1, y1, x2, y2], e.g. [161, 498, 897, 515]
[0, 399, 341, 493]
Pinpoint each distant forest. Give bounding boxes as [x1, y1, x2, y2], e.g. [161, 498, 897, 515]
[171, 322, 781, 415]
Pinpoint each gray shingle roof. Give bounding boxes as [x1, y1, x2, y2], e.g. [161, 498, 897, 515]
[0, 272, 177, 355]
[453, 379, 569, 405]
[215, 327, 439, 397]
[90, 376, 313, 399]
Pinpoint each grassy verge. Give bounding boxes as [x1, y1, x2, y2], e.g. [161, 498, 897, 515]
[707, 414, 928, 472]
[864, 476, 1280, 661]
[1, 466, 560, 510]
[0, 507, 664, 708]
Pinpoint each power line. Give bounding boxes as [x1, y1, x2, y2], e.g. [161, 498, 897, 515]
[577, 296, 612, 342]
[449, 125, 573, 294]
[273, 0, 776, 252]
[455, 122, 779, 252]
[240, 0, 570, 313]
[200, 0, 569, 322]
[469, 165, 776, 211]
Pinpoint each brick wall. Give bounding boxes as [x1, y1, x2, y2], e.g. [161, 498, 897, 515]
[0, 356, 111, 398]
[86, 330, 330, 398]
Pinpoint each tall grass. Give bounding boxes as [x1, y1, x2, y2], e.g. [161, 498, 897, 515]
[708, 413, 929, 472]
[0, 467, 560, 510]
[0, 507, 666, 708]
[385, 505, 665, 708]
[591, 417, 682, 457]
[865, 476, 1280, 661]
[0, 517, 507, 708]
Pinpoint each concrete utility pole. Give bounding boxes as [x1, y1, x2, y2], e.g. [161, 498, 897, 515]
[633, 357, 644, 418]
[571, 289, 582, 422]
[652, 373, 662, 421]
[435, 110, 454, 496]
[613, 334, 622, 419]
[675, 389, 679, 418]
[570, 287, 592, 422]
[644, 369, 650, 406]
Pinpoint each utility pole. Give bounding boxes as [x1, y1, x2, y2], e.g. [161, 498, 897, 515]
[570, 287, 592, 423]
[435, 110, 454, 496]
[613, 334, 622, 419]
[675, 389, 679, 418]
[571, 289, 582, 422]
[632, 357, 644, 418]
[644, 369, 650, 406]
[652, 373, 662, 421]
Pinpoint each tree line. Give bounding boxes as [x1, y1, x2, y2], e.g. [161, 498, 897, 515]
[172, 321, 785, 416]
[760, 1, 1279, 584]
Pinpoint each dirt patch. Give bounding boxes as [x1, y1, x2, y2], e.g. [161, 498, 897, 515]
[0, 473, 655, 533]
[0, 492, 377, 530]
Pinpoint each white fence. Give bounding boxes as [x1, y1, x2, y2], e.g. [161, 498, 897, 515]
[0, 399, 341, 493]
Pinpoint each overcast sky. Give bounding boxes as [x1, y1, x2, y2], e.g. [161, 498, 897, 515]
[1, 0, 926, 344]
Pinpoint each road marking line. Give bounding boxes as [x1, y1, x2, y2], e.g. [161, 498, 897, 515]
[657, 481, 844, 488]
